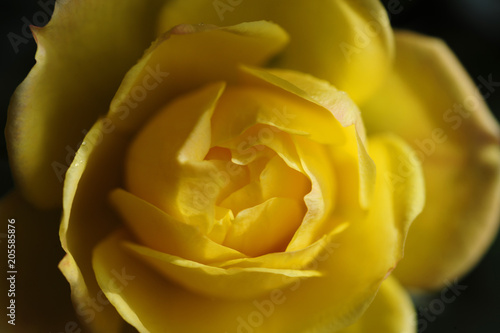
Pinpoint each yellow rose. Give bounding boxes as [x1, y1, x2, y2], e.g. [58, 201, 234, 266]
[1, 1, 499, 333]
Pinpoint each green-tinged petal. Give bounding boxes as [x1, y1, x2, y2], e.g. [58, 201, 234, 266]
[362, 31, 500, 289]
[6, 0, 167, 208]
[60, 118, 130, 333]
[0, 192, 78, 332]
[109, 188, 245, 264]
[338, 276, 416, 333]
[157, 0, 394, 103]
[107, 21, 289, 133]
[91, 134, 423, 333]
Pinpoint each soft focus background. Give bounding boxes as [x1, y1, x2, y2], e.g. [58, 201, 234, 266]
[0, 0, 499, 332]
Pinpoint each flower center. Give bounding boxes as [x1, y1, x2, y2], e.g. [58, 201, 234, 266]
[124, 82, 330, 258]
[203, 133, 311, 256]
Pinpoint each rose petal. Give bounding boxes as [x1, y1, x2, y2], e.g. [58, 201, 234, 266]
[125, 82, 226, 232]
[6, 0, 167, 208]
[362, 31, 500, 289]
[237, 66, 376, 209]
[109, 188, 245, 264]
[107, 21, 289, 133]
[238, 66, 367, 142]
[59, 118, 129, 332]
[112, 231, 321, 300]
[259, 155, 311, 201]
[210, 85, 347, 146]
[217, 223, 347, 270]
[217, 124, 304, 173]
[338, 276, 416, 333]
[223, 197, 306, 256]
[157, 0, 394, 103]
[285, 136, 339, 250]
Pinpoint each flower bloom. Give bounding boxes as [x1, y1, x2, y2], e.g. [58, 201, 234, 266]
[2, 0, 499, 332]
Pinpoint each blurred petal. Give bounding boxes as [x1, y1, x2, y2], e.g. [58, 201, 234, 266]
[0, 192, 78, 332]
[6, 0, 167, 208]
[362, 31, 500, 289]
[338, 276, 416, 333]
[157, 0, 394, 103]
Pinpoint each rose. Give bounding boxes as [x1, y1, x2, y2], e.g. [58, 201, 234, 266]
[58, 20, 425, 332]
[87, 61, 424, 332]
[2, 1, 499, 333]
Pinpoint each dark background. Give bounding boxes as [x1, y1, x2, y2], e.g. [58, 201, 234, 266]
[0, 0, 499, 332]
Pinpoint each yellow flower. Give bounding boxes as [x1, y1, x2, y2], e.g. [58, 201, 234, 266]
[2, 1, 499, 332]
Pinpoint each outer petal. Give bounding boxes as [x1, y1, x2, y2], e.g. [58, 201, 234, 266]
[362, 31, 500, 289]
[59, 118, 128, 333]
[6, 0, 167, 208]
[338, 276, 416, 333]
[107, 21, 289, 134]
[156, 0, 394, 104]
[0, 192, 78, 332]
